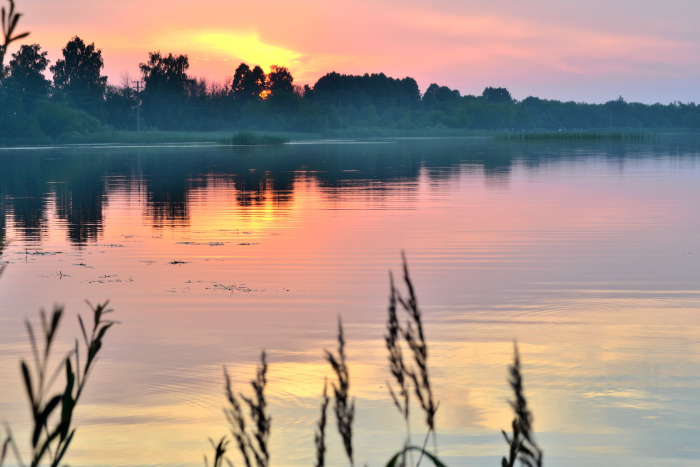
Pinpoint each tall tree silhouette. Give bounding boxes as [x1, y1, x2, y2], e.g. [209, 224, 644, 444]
[139, 51, 191, 129]
[482, 87, 513, 104]
[231, 63, 266, 101]
[422, 83, 461, 108]
[4, 43, 50, 107]
[50, 36, 108, 116]
[267, 65, 294, 95]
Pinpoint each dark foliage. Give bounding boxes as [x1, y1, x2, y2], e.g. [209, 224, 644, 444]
[232, 63, 266, 102]
[483, 87, 513, 104]
[139, 51, 192, 130]
[50, 36, 107, 117]
[3, 34, 700, 142]
[3, 43, 50, 108]
[267, 65, 294, 95]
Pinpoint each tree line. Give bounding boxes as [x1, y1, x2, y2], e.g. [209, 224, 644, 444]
[2, 36, 700, 143]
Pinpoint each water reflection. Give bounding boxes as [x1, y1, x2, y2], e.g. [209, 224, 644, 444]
[1, 137, 700, 467]
[2, 138, 699, 247]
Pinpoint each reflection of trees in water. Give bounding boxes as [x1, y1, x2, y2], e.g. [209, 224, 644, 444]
[8, 192, 47, 242]
[144, 176, 191, 229]
[0, 154, 107, 245]
[0, 138, 698, 247]
[54, 172, 106, 245]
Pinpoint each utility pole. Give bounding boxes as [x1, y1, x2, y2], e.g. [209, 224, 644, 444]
[132, 80, 142, 132]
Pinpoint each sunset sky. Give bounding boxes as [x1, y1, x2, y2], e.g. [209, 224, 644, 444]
[13, 0, 700, 103]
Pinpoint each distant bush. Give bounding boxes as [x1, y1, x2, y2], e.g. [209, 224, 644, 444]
[34, 101, 102, 139]
[220, 131, 290, 146]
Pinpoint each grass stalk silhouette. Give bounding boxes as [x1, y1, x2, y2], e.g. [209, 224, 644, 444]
[0, 0, 29, 80]
[204, 436, 232, 467]
[204, 257, 543, 467]
[224, 351, 271, 467]
[501, 342, 543, 467]
[1, 301, 115, 467]
[313, 379, 330, 467]
[387, 254, 439, 466]
[325, 318, 355, 466]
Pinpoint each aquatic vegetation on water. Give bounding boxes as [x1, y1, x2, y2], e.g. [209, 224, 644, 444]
[494, 131, 655, 142]
[219, 132, 290, 146]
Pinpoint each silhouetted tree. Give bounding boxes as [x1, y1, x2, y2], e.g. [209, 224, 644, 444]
[311, 72, 421, 120]
[231, 63, 266, 101]
[267, 65, 294, 95]
[104, 84, 136, 130]
[482, 87, 513, 104]
[139, 51, 191, 129]
[4, 43, 50, 107]
[50, 36, 108, 116]
[140, 51, 190, 95]
[422, 83, 461, 108]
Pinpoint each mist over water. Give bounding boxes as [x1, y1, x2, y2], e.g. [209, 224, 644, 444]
[1, 136, 699, 467]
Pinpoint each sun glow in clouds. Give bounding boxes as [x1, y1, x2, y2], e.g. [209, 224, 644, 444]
[195, 31, 301, 68]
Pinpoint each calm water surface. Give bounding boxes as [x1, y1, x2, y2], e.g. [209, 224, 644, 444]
[1, 137, 699, 467]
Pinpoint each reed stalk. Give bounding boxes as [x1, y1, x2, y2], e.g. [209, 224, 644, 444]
[394, 253, 439, 465]
[313, 378, 330, 467]
[325, 318, 355, 466]
[1, 0, 30, 81]
[2, 301, 115, 467]
[501, 342, 543, 467]
[204, 436, 231, 467]
[224, 351, 271, 467]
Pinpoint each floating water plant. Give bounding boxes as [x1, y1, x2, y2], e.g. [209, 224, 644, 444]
[219, 132, 290, 146]
[494, 131, 655, 142]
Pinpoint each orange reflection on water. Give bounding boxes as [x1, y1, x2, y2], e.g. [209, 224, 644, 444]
[1, 143, 700, 466]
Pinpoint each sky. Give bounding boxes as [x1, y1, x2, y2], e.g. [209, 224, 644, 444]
[10, 0, 700, 103]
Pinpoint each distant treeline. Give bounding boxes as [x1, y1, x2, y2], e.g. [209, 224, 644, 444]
[2, 36, 700, 143]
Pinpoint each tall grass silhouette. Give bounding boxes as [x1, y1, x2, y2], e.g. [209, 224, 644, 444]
[325, 318, 355, 466]
[1, 301, 116, 467]
[207, 256, 543, 466]
[313, 379, 329, 467]
[501, 343, 543, 467]
[224, 351, 271, 467]
[0, 257, 544, 467]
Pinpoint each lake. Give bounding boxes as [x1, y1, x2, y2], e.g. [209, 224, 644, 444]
[1, 136, 699, 467]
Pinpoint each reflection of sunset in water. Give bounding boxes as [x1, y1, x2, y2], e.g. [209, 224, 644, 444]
[1, 140, 699, 466]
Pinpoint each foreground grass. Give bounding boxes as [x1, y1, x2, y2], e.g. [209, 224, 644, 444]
[2, 257, 542, 467]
